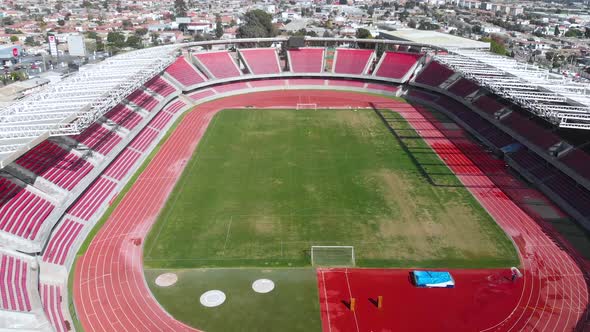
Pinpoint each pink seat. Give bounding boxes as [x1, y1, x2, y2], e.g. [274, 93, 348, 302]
[239, 48, 281, 74]
[194, 51, 242, 79]
[42, 219, 84, 265]
[15, 141, 93, 190]
[144, 76, 177, 97]
[333, 49, 374, 75]
[68, 177, 117, 221]
[414, 61, 454, 87]
[40, 283, 69, 332]
[288, 48, 324, 73]
[0, 253, 32, 312]
[104, 104, 143, 130]
[447, 78, 480, 97]
[73, 123, 122, 155]
[165, 57, 207, 86]
[374, 52, 422, 79]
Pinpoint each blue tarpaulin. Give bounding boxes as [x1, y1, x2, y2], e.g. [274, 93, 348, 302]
[412, 271, 455, 288]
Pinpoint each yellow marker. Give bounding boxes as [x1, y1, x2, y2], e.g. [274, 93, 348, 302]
[350, 297, 356, 312]
[378, 295, 383, 309]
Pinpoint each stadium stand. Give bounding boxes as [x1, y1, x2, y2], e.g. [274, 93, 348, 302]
[0, 251, 32, 312]
[42, 219, 83, 265]
[144, 76, 177, 98]
[447, 78, 480, 98]
[165, 56, 207, 87]
[103, 104, 143, 130]
[408, 89, 439, 102]
[14, 141, 93, 191]
[288, 48, 325, 73]
[67, 177, 117, 221]
[502, 112, 562, 149]
[326, 79, 366, 88]
[410, 90, 516, 150]
[544, 172, 590, 218]
[129, 127, 159, 152]
[473, 95, 507, 115]
[373, 52, 422, 80]
[332, 49, 374, 75]
[149, 110, 174, 130]
[0, 178, 54, 240]
[248, 79, 287, 88]
[103, 149, 142, 181]
[163, 100, 187, 114]
[194, 51, 242, 79]
[188, 89, 216, 101]
[40, 283, 68, 332]
[239, 48, 281, 75]
[414, 61, 455, 87]
[213, 82, 251, 93]
[288, 78, 325, 86]
[366, 83, 398, 93]
[560, 148, 590, 180]
[127, 91, 160, 112]
[72, 123, 123, 155]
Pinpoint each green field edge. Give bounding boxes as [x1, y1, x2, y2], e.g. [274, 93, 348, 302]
[143, 107, 519, 270]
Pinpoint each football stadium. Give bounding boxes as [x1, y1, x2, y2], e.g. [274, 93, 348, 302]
[0, 37, 589, 331]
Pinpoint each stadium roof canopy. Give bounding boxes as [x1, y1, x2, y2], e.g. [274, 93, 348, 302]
[379, 30, 491, 49]
[0, 45, 178, 167]
[435, 49, 590, 129]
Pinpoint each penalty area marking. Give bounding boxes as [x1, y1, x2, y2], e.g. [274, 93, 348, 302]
[252, 279, 275, 293]
[200, 290, 226, 307]
[155, 273, 178, 287]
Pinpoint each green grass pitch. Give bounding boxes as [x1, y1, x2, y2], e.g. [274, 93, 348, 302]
[144, 108, 518, 269]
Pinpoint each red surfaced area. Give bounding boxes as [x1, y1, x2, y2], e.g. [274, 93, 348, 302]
[317, 268, 522, 332]
[74, 90, 589, 332]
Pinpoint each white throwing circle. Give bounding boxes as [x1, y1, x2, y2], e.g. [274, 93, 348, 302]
[252, 279, 275, 293]
[199, 290, 226, 307]
[155, 273, 178, 287]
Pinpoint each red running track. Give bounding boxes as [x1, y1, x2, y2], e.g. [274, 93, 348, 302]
[74, 90, 589, 331]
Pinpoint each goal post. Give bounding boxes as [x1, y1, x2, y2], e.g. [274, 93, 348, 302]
[296, 103, 317, 111]
[311, 246, 355, 267]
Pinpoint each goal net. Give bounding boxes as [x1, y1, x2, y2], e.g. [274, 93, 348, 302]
[296, 103, 318, 110]
[311, 246, 355, 267]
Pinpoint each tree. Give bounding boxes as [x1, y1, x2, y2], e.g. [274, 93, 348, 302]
[57, 19, 65, 26]
[554, 25, 560, 36]
[125, 35, 141, 48]
[215, 14, 224, 39]
[174, 0, 188, 17]
[150, 32, 160, 46]
[482, 37, 509, 56]
[2, 17, 14, 26]
[585, 27, 590, 38]
[355, 28, 372, 39]
[564, 28, 582, 38]
[10, 35, 18, 43]
[122, 20, 132, 28]
[55, 1, 63, 11]
[356, 28, 372, 49]
[407, 19, 417, 28]
[237, 10, 277, 39]
[24, 36, 38, 46]
[107, 31, 126, 48]
[135, 28, 148, 36]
